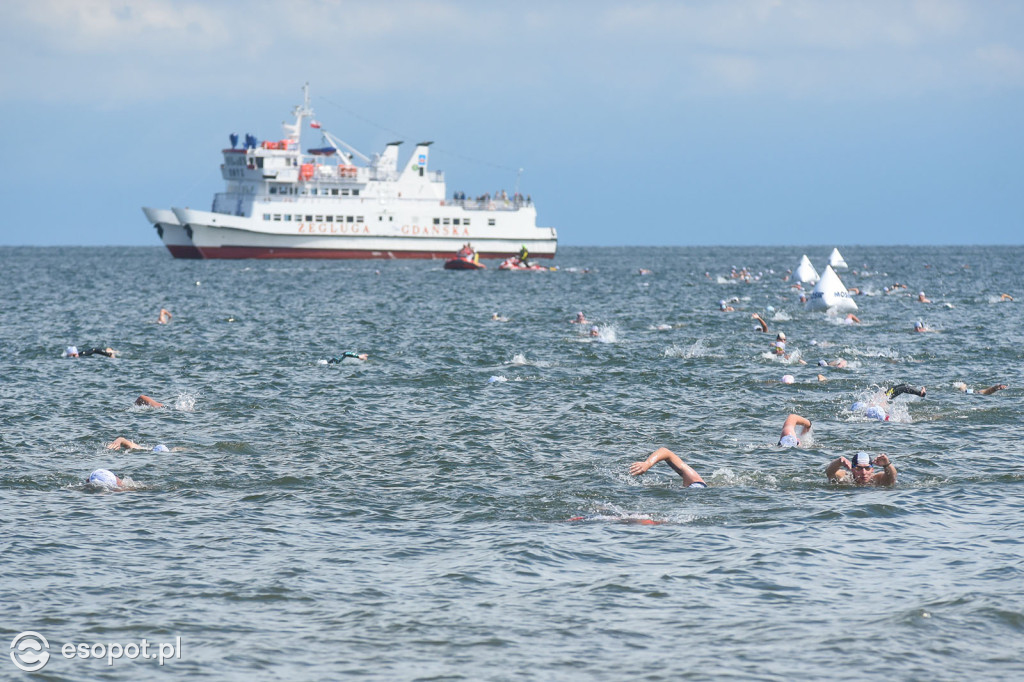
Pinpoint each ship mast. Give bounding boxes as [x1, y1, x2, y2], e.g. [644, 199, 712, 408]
[283, 82, 314, 151]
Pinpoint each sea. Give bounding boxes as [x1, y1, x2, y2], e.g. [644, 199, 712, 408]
[1, 245, 1022, 681]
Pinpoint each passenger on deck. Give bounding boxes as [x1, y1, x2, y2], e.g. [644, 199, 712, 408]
[825, 452, 896, 486]
[629, 448, 707, 488]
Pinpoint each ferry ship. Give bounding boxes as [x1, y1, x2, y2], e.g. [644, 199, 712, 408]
[143, 85, 557, 259]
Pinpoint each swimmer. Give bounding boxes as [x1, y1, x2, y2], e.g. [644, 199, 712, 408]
[817, 358, 848, 368]
[719, 299, 734, 312]
[886, 384, 926, 399]
[134, 395, 165, 408]
[638, 268, 653, 275]
[589, 325, 600, 338]
[825, 452, 896, 486]
[87, 469, 124, 489]
[1000, 293, 1013, 301]
[913, 321, 935, 333]
[571, 311, 588, 324]
[629, 448, 707, 488]
[817, 374, 828, 382]
[847, 287, 861, 295]
[751, 313, 769, 333]
[158, 308, 172, 324]
[106, 438, 169, 452]
[64, 346, 117, 358]
[327, 352, 368, 362]
[778, 413, 811, 447]
[491, 312, 509, 322]
[953, 382, 1006, 395]
[918, 291, 931, 303]
[845, 313, 861, 324]
[772, 331, 787, 354]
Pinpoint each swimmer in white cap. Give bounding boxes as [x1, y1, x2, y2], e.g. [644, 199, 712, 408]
[571, 311, 588, 324]
[778, 413, 811, 447]
[589, 325, 600, 337]
[629, 448, 707, 488]
[825, 452, 896, 486]
[918, 291, 931, 303]
[912, 320, 935, 333]
[87, 469, 123, 489]
[719, 300, 734, 312]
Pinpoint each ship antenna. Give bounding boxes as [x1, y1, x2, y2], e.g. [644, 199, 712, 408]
[514, 167, 523, 195]
[285, 82, 314, 150]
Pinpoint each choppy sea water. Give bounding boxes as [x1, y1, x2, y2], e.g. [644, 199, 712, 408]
[1, 245, 1022, 680]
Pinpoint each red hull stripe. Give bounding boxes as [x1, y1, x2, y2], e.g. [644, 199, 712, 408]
[192, 246, 555, 260]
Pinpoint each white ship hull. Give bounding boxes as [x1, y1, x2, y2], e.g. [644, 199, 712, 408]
[142, 207, 202, 259]
[172, 206, 557, 260]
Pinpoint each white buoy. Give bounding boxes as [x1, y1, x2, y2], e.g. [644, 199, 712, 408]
[806, 265, 858, 312]
[793, 255, 819, 283]
[827, 247, 848, 269]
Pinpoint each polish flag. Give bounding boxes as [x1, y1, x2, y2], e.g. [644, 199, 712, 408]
[310, 120, 321, 129]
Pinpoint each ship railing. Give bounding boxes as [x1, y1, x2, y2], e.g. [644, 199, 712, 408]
[447, 197, 531, 211]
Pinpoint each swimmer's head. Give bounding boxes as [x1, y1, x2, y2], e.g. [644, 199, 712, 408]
[817, 359, 828, 367]
[778, 434, 800, 448]
[88, 469, 119, 488]
[776, 332, 786, 341]
[914, 321, 924, 329]
[152, 444, 169, 453]
[64, 346, 79, 357]
[781, 374, 794, 384]
[766, 306, 775, 313]
[851, 452, 872, 468]
[589, 325, 599, 337]
[851, 401, 866, 412]
[865, 406, 889, 421]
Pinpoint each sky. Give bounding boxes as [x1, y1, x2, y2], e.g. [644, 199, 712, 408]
[1, 0, 1022, 247]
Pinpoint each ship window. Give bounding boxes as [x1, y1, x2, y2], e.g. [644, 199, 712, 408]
[357, 216, 364, 223]
[453, 219, 460, 225]
[464, 219, 470, 226]
[347, 216, 354, 223]
[326, 216, 333, 222]
[352, 190, 359, 196]
[336, 216, 343, 222]
[306, 215, 313, 222]
[331, 189, 339, 196]
[433, 218, 440, 225]
[312, 189, 318, 196]
[488, 219, 495, 226]
[389, 216, 393, 221]
[341, 189, 350, 196]
[315, 215, 323, 222]
[443, 218, 450, 225]
[273, 214, 281, 221]
[284, 215, 292, 221]
[378, 216, 383, 221]
[263, 214, 270, 221]
[269, 186, 277, 194]
[295, 215, 302, 221]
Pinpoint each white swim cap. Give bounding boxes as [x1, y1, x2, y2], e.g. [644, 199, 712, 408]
[88, 469, 118, 487]
[64, 346, 78, 356]
[781, 374, 795, 384]
[851, 401, 866, 411]
[152, 444, 169, 453]
[865, 406, 888, 421]
[852, 452, 872, 467]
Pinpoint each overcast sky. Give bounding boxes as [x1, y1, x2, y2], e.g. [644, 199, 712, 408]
[2, 0, 1022, 246]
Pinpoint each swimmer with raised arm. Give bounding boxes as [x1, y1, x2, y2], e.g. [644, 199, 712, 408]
[106, 437, 169, 452]
[751, 312, 769, 333]
[954, 382, 1007, 395]
[778, 413, 811, 447]
[886, 384, 926, 399]
[327, 352, 368, 362]
[158, 308, 172, 324]
[629, 448, 707, 488]
[825, 452, 896, 486]
[134, 395, 165, 408]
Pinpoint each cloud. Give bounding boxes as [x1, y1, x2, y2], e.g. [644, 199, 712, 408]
[2, 0, 1023, 105]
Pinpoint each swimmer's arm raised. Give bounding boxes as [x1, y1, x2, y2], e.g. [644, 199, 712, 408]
[630, 448, 703, 486]
[825, 457, 851, 482]
[873, 454, 896, 486]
